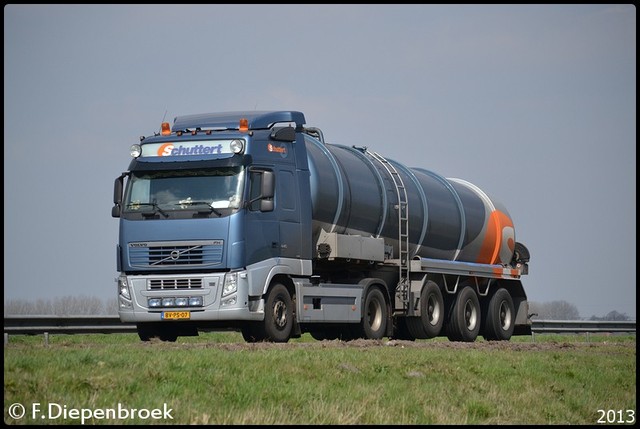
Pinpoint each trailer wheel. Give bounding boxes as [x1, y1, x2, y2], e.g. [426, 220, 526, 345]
[446, 285, 481, 342]
[482, 288, 515, 341]
[362, 287, 388, 340]
[406, 281, 444, 339]
[263, 282, 293, 343]
[393, 317, 416, 340]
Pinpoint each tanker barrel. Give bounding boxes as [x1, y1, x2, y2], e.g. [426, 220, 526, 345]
[304, 134, 516, 266]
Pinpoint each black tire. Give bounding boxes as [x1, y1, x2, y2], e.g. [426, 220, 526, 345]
[263, 283, 293, 343]
[406, 281, 444, 339]
[136, 323, 154, 342]
[309, 330, 329, 341]
[392, 317, 416, 341]
[159, 333, 178, 342]
[136, 323, 177, 342]
[241, 322, 266, 343]
[446, 286, 481, 342]
[362, 287, 388, 340]
[483, 288, 515, 341]
[338, 325, 361, 341]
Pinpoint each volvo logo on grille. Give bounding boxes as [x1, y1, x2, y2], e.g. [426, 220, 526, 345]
[169, 250, 181, 260]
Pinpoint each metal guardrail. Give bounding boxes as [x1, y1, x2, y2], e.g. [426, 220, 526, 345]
[3, 315, 636, 336]
[4, 315, 136, 335]
[530, 319, 636, 333]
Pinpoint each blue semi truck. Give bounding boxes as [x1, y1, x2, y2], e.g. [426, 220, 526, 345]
[112, 111, 531, 342]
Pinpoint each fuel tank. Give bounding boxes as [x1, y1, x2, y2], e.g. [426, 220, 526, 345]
[305, 134, 516, 265]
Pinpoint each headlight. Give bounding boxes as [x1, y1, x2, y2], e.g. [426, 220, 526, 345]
[148, 298, 162, 308]
[230, 139, 244, 154]
[189, 296, 203, 307]
[118, 276, 131, 300]
[130, 144, 142, 158]
[175, 297, 189, 307]
[222, 272, 238, 297]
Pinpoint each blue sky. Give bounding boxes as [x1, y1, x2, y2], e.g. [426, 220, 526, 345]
[4, 4, 636, 319]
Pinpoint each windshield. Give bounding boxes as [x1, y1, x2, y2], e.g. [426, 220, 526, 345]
[124, 166, 245, 214]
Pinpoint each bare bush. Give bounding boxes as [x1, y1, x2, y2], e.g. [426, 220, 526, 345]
[4, 296, 116, 315]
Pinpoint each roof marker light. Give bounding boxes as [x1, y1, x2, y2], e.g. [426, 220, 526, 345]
[239, 118, 249, 132]
[161, 122, 171, 135]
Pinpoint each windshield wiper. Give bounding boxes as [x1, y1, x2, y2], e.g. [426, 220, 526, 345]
[177, 200, 222, 217]
[130, 201, 169, 218]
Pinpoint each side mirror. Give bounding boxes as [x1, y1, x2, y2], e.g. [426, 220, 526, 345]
[261, 171, 274, 198]
[112, 173, 127, 218]
[260, 199, 274, 212]
[260, 171, 274, 212]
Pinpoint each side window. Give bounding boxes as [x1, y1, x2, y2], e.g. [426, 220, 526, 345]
[248, 169, 274, 211]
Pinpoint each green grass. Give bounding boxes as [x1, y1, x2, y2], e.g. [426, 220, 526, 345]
[4, 333, 636, 425]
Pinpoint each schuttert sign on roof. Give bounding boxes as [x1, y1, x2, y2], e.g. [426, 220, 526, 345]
[141, 140, 238, 157]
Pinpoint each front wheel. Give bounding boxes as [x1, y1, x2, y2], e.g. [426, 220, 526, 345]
[241, 322, 266, 343]
[136, 323, 177, 342]
[263, 283, 293, 343]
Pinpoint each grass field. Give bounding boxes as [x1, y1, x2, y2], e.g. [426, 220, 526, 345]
[3, 332, 636, 425]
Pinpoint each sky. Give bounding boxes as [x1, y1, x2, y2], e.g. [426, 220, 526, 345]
[4, 4, 636, 319]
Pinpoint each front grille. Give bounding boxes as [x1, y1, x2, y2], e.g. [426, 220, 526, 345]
[148, 278, 203, 290]
[129, 240, 223, 268]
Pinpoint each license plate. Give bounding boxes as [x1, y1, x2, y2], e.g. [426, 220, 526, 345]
[162, 311, 190, 320]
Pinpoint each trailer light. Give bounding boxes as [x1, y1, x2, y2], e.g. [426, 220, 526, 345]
[222, 273, 238, 297]
[174, 297, 189, 307]
[161, 122, 171, 135]
[230, 139, 244, 154]
[130, 144, 142, 158]
[239, 118, 249, 132]
[189, 296, 203, 307]
[148, 298, 162, 308]
[162, 298, 175, 307]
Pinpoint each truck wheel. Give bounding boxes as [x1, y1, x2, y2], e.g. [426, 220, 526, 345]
[159, 332, 178, 342]
[309, 330, 329, 341]
[263, 283, 293, 343]
[362, 287, 388, 340]
[136, 323, 154, 341]
[483, 288, 515, 341]
[136, 323, 177, 342]
[393, 317, 416, 340]
[406, 281, 444, 339]
[241, 322, 266, 343]
[446, 285, 481, 342]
